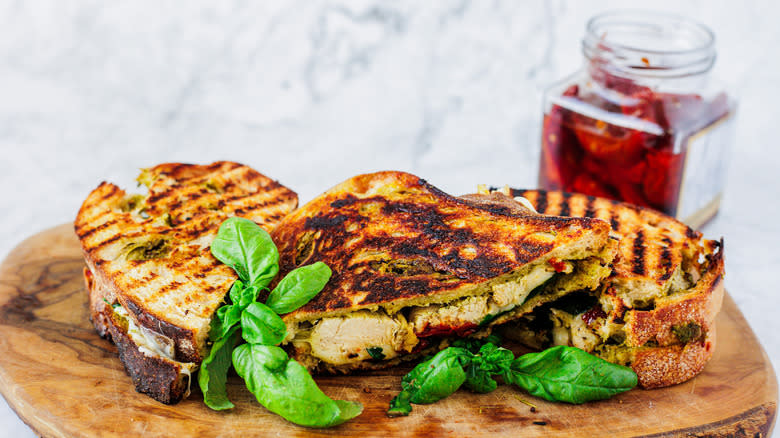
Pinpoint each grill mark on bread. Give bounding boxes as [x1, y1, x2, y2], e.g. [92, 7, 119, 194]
[92, 233, 123, 250]
[199, 283, 220, 295]
[535, 190, 548, 214]
[217, 191, 279, 209]
[159, 163, 187, 179]
[77, 217, 120, 239]
[658, 236, 674, 281]
[189, 263, 219, 280]
[609, 209, 621, 232]
[584, 195, 596, 218]
[156, 280, 184, 297]
[96, 184, 120, 203]
[146, 186, 176, 205]
[175, 219, 216, 241]
[181, 187, 210, 205]
[559, 192, 572, 217]
[631, 230, 646, 275]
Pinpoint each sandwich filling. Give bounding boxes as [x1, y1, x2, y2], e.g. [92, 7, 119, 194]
[285, 252, 613, 371]
[270, 172, 617, 373]
[110, 303, 197, 395]
[499, 188, 725, 388]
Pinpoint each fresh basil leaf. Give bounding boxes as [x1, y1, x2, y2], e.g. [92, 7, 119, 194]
[265, 262, 331, 314]
[504, 345, 637, 404]
[199, 325, 242, 410]
[211, 217, 279, 288]
[228, 280, 245, 304]
[232, 344, 363, 428]
[366, 347, 386, 361]
[477, 343, 514, 374]
[387, 347, 471, 416]
[211, 282, 263, 341]
[238, 283, 261, 309]
[461, 343, 512, 394]
[451, 334, 502, 354]
[387, 389, 412, 417]
[228, 280, 261, 307]
[463, 365, 498, 393]
[210, 304, 241, 341]
[406, 347, 470, 404]
[240, 302, 287, 346]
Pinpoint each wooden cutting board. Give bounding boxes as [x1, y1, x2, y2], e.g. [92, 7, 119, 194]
[0, 224, 776, 438]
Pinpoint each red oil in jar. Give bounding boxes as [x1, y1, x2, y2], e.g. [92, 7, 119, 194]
[539, 12, 735, 226]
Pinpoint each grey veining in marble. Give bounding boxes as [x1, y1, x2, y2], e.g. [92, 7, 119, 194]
[1, 1, 778, 436]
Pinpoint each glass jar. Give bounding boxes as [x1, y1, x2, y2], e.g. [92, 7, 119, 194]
[538, 11, 736, 227]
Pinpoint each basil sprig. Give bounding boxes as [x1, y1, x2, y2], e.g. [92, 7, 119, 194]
[503, 345, 637, 404]
[210, 217, 279, 287]
[388, 337, 637, 417]
[233, 344, 362, 428]
[199, 217, 362, 427]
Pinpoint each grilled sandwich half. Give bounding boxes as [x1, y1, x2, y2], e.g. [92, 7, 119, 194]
[270, 171, 617, 373]
[500, 189, 724, 388]
[75, 161, 297, 403]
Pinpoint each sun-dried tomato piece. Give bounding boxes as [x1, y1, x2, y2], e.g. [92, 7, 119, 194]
[642, 149, 685, 212]
[548, 257, 568, 273]
[570, 113, 646, 165]
[417, 322, 479, 338]
[571, 173, 615, 199]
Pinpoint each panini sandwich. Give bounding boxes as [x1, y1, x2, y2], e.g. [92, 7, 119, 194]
[500, 189, 724, 388]
[75, 161, 297, 403]
[270, 171, 617, 373]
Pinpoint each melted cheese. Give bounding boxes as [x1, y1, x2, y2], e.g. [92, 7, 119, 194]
[112, 305, 197, 392]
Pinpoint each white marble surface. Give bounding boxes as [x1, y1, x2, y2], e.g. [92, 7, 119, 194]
[1, 1, 778, 436]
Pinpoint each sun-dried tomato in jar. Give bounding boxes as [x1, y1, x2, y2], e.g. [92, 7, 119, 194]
[539, 12, 736, 227]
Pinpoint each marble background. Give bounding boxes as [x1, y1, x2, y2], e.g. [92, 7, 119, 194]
[1, 1, 778, 436]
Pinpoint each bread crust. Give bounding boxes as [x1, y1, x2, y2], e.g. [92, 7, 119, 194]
[84, 267, 110, 339]
[85, 267, 189, 404]
[630, 328, 716, 389]
[105, 310, 190, 404]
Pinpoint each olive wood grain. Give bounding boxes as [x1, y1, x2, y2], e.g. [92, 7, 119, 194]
[0, 224, 776, 437]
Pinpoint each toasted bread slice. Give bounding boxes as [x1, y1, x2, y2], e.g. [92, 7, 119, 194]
[85, 267, 194, 403]
[511, 189, 710, 308]
[270, 172, 615, 372]
[75, 161, 297, 403]
[500, 188, 724, 388]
